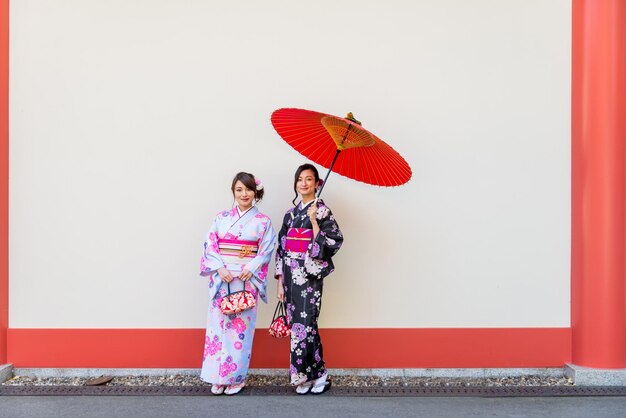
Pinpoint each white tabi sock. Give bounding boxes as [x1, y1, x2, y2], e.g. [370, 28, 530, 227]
[295, 381, 312, 394]
[310, 373, 328, 394]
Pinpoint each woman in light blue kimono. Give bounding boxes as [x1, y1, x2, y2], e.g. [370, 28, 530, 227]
[199, 172, 276, 395]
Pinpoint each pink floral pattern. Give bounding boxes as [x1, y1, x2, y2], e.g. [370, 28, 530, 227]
[219, 360, 238, 377]
[200, 205, 276, 386]
[203, 335, 223, 360]
[231, 317, 247, 334]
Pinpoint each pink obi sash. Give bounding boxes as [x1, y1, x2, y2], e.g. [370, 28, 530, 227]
[285, 228, 313, 253]
[218, 238, 258, 266]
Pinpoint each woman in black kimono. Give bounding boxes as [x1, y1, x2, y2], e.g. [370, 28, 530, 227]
[275, 163, 343, 395]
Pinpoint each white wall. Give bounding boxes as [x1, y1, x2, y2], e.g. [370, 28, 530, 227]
[9, 0, 571, 328]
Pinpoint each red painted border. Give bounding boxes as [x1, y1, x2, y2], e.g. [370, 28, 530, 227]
[571, 0, 626, 368]
[7, 328, 571, 368]
[0, 0, 9, 365]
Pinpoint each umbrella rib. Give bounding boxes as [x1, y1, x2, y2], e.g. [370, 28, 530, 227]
[369, 143, 398, 185]
[370, 140, 410, 184]
[352, 147, 366, 185]
[357, 147, 373, 185]
[294, 131, 335, 164]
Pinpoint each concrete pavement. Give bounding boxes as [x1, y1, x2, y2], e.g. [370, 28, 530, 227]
[2, 395, 626, 418]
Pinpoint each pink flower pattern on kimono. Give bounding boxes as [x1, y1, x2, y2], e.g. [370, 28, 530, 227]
[208, 232, 219, 252]
[204, 335, 222, 360]
[201, 299, 258, 385]
[219, 361, 238, 378]
[231, 317, 247, 334]
[200, 205, 275, 386]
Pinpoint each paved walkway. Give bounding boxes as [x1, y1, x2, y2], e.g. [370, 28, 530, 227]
[2, 395, 626, 418]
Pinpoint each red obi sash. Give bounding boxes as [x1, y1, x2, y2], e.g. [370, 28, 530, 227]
[218, 239, 258, 265]
[285, 228, 313, 253]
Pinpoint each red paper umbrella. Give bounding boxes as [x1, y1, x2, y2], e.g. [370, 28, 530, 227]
[271, 108, 412, 196]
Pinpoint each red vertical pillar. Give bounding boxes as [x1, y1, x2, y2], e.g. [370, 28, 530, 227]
[571, 0, 626, 368]
[0, 0, 8, 364]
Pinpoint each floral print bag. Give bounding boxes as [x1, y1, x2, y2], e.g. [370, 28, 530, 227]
[269, 301, 291, 338]
[220, 282, 256, 315]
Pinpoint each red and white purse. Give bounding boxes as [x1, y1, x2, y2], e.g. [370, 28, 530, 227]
[269, 301, 290, 338]
[220, 282, 256, 315]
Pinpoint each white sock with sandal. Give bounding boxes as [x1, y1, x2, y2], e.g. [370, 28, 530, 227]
[210, 384, 225, 395]
[224, 381, 246, 395]
[295, 381, 313, 394]
[310, 373, 329, 394]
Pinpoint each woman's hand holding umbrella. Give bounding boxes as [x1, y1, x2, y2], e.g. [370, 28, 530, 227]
[307, 203, 320, 238]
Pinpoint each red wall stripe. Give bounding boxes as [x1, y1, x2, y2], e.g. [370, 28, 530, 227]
[571, 0, 626, 368]
[7, 328, 571, 368]
[0, 0, 9, 365]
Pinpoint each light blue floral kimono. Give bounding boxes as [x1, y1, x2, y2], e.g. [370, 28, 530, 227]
[199, 206, 276, 385]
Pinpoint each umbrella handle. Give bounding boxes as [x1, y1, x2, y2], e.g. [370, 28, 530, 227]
[316, 149, 341, 199]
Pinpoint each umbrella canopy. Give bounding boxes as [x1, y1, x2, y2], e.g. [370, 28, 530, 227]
[271, 108, 412, 192]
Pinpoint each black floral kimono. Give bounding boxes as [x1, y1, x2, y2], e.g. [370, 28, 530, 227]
[275, 199, 343, 384]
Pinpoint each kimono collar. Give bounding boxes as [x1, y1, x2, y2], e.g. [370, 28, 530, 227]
[299, 200, 314, 210]
[298, 198, 323, 211]
[236, 205, 254, 218]
[230, 204, 259, 219]
[228, 205, 258, 233]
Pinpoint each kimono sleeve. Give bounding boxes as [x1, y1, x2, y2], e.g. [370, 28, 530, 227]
[308, 204, 343, 261]
[200, 216, 224, 276]
[274, 212, 289, 278]
[243, 217, 276, 281]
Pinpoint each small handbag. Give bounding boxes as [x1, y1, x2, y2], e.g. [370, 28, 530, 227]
[269, 301, 291, 338]
[220, 282, 256, 315]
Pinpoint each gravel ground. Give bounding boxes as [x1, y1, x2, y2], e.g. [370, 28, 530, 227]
[2, 374, 574, 387]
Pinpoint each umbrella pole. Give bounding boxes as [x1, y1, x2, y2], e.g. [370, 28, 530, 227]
[316, 149, 341, 198]
[317, 124, 352, 199]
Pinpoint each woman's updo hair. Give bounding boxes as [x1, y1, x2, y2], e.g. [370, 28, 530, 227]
[292, 163, 319, 205]
[231, 172, 264, 202]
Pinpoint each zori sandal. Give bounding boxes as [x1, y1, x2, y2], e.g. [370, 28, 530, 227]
[311, 379, 332, 395]
[210, 385, 225, 395]
[295, 381, 312, 395]
[224, 382, 246, 396]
